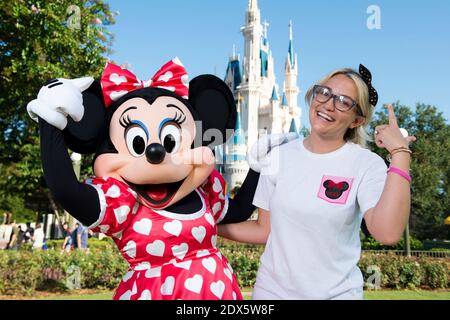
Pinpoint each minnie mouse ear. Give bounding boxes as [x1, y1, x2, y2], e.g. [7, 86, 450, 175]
[188, 75, 237, 148]
[63, 80, 106, 154]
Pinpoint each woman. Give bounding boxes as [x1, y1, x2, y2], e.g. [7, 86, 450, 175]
[219, 65, 415, 300]
[61, 222, 73, 253]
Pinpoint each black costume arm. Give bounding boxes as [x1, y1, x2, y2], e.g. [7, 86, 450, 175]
[219, 169, 260, 224]
[40, 120, 100, 226]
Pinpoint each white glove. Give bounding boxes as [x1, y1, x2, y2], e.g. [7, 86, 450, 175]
[27, 77, 94, 130]
[248, 132, 300, 172]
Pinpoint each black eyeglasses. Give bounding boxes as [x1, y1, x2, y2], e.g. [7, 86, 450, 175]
[312, 85, 363, 116]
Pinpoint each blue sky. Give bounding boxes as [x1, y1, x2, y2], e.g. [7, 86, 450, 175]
[106, 0, 450, 127]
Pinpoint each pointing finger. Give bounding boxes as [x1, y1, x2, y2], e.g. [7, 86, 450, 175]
[387, 104, 398, 128]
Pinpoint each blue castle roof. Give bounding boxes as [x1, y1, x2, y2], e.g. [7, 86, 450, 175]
[271, 86, 278, 101]
[281, 92, 288, 107]
[289, 118, 298, 133]
[225, 59, 242, 91]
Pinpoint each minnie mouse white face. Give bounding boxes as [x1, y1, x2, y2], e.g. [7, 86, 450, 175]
[94, 95, 214, 210]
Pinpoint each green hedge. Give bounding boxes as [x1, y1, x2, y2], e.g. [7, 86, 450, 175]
[359, 252, 449, 290]
[0, 244, 448, 296]
[361, 235, 423, 250]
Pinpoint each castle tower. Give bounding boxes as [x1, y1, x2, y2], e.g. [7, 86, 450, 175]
[224, 97, 249, 191]
[239, 0, 263, 150]
[222, 1, 301, 191]
[283, 21, 301, 132]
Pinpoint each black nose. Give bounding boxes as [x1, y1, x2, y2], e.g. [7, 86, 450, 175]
[145, 143, 166, 164]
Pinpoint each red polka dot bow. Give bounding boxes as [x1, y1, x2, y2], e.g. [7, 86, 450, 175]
[100, 57, 189, 107]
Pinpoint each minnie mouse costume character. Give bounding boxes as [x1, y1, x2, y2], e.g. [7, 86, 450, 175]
[27, 58, 260, 300]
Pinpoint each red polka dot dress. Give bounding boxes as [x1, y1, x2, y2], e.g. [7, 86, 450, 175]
[87, 169, 243, 300]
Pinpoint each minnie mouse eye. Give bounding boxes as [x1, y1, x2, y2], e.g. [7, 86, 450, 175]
[125, 126, 147, 157]
[160, 124, 181, 154]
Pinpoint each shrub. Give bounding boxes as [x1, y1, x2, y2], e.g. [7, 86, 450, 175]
[0, 242, 448, 296]
[420, 257, 448, 289]
[359, 252, 448, 290]
[361, 235, 423, 250]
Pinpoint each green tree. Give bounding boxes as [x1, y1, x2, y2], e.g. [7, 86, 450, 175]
[0, 0, 115, 219]
[368, 102, 450, 240]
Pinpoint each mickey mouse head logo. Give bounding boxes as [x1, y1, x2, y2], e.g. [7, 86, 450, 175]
[323, 180, 349, 200]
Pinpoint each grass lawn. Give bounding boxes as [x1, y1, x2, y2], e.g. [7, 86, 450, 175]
[364, 290, 450, 300]
[28, 289, 449, 300]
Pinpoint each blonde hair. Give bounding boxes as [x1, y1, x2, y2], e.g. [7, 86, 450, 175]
[305, 68, 374, 148]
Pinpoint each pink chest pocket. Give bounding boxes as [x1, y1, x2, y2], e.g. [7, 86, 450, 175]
[317, 175, 354, 205]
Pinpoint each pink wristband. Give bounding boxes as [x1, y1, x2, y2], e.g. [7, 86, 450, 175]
[387, 166, 411, 183]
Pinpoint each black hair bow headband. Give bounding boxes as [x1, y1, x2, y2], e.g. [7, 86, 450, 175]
[358, 64, 378, 106]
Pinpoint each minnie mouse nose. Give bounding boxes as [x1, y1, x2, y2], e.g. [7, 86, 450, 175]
[146, 143, 166, 164]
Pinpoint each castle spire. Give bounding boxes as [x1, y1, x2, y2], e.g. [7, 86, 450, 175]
[288, 20, 294, 67]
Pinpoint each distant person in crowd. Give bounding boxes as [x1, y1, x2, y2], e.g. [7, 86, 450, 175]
[24, 222, 35, 243]
[7, 221, 20, 250]
[76, 222, 89, 251]
[61, 222, 73, 253]
[71, 222, 79, 249]
[17, 225, 26, 247]
[32, 223, 45, 250]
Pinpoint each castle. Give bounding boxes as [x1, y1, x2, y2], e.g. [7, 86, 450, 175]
[218, 0, 302, 192]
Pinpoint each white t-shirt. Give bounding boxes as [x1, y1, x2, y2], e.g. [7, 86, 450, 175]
[252, 139, 387, 300]
[32, 228, 44, 249]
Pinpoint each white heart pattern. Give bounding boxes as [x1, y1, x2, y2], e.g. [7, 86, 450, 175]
[212, 177, 222, 193]
[105, 185, 120, 198]
[114, 205, 130, 224]
[110, 90, 128, 101]
[172, 259, 192, 270]
[210, 280, 225, 299]
[158, 71, 173, 82]
[191, 226, 206, 243]
[211, 235, 217, 248]
[181, 74, 189, 88]
[196, 249, 209, 258]
[212, 202, 222, 215]
[172, 243, 188, 260]
[163, 220, 182, 237]
[134, 262, 151, 271]
[161, 276, 175, 295]
[232, 291, 237, 300]
[184, 274, 203, 294]
[132, 201, 140, 214]
[146, 240, 165, 257]
[224, 267, 233, 282]
[122, 271, 134, 282]
[99, 225, 110, 234]
[123, 240, 136, 259]
[109, 73, 127, 85]
[133, 218, 152, 236]
[138, 289, 152, 300]
[119, 290, 132, 300]
[202, 257, 217, 274]
[112, 230, 123, 240]
[204, 213, 215, 227]
[131, 281, 138, 294]
[145, 267, 161, 278]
